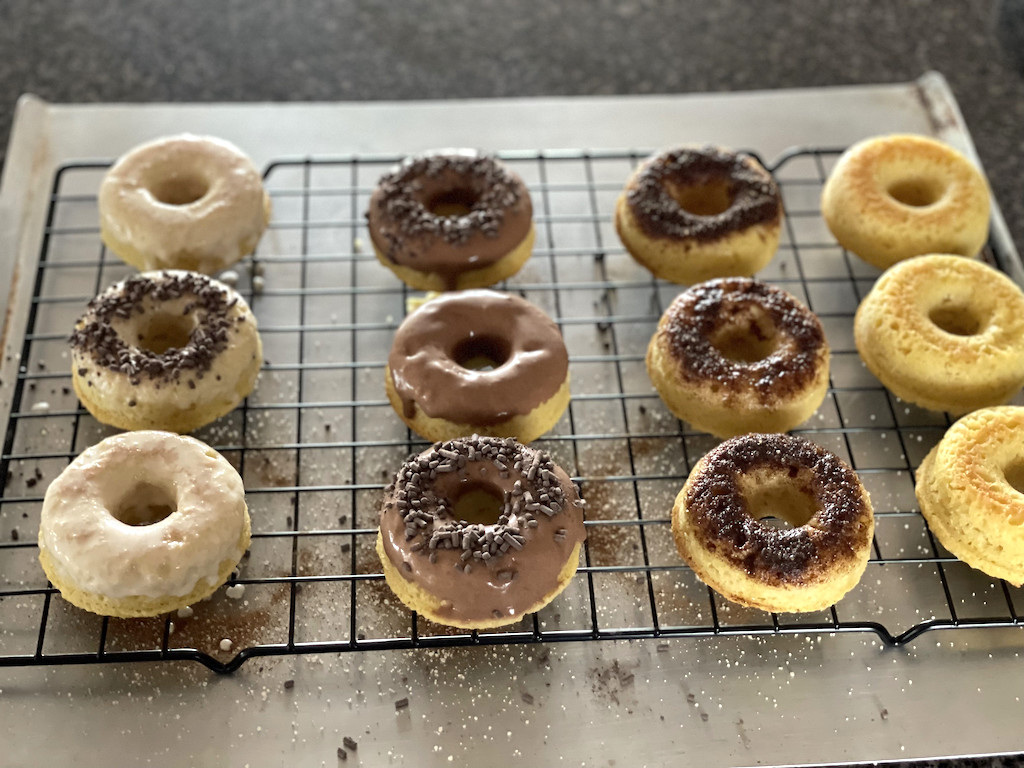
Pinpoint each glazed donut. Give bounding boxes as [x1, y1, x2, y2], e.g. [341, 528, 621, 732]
[98, 134, 271, 274]
[376, 434, 586, 629]
[673, 433, 874, 613]
[821, 134, 991, 270]
[854, 254, 1024, 414]
[38, 430, 251, 618]
[366, 152, 535, 291]
[916, 406, 1024, 585]
[386, 290, 570, 443]
[615, 146, 782, 285]
[646, 277, 830, 438]
[70, 270, 263, 434]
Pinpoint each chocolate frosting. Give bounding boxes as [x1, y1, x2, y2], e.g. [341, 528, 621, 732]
[366, 153, 533, 289]
[684, 433, 873, 585]
[379, 435, 587, 625]
[387, 290, 568, 426]
[657, 278, 826, 403]
[625, 146, 781, 243]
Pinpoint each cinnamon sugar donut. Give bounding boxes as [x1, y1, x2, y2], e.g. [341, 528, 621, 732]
[615, 146, 782, 284]
[916, 406, 1024, 586]
[70, 270, 262, 433]
[386, 290, 569, 443]
[367, 152, 535, 291]
[821, 134, 991, 270]
[673, 433, 874, 613]
[99, 134, 271, 274]
[646, 278, 830, 438]
[854, 254, 1024, 414]
[376, 434, 586, 629]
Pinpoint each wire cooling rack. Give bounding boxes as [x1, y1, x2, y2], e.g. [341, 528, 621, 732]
[1, 147, 1022, 674]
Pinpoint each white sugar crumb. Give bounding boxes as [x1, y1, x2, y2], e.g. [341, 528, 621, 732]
[219, 638, 233, 652]
[218, 269, 240, 287]
[353, 237, 365, 253]
[30, 401, 50, 412]
[252, 275, 266, 294]
[176, 605, 194, 618]
[225, 584, 246, 599]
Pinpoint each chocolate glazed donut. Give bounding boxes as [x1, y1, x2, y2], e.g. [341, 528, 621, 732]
[673, 433, 874, 613]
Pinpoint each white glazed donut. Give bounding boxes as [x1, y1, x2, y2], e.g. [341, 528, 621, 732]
[38, 431, 251, 618]
[70, 270, 263, 434]
[98, 134, 271, 274]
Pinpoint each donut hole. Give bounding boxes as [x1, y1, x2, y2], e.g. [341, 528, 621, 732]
[668, 179, 734, 217]
[1003, 461, 1024, 496]
[453, 335, 512, 372]
[742, 474, 820, 530]
[928, 304, 985, 337]
[886, 178, 946, 208]
[110, 481, 177, 526]
[149, 174, 211, 206]
[134, 311, 198, 354]
[427, 188, 479, 218]
[710, 311, 779, 364]
[452, 483, 504, 526]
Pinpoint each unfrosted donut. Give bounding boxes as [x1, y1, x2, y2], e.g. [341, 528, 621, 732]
[854, 254, 1024, 414]
[38, 431, 251, 618]
[821, 134, 991, 270]
[99, 134, 270, 274]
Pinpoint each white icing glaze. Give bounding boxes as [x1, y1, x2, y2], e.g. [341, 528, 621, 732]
[39, 431, 248, 599]
[98, 134, 270, 274]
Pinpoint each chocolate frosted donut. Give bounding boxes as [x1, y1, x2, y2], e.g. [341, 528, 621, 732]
[673, 433, 874, 613]
[386, 290, 570, 443]
[646, 277, 830, 438]
[70, 270, 262, 434]
[615, 146, 782, 284]
[376, 434, 587, 628]
[367, 152, 535, 291]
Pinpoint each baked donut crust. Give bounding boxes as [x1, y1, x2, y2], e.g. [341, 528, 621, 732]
[615, 146, 782, 284]
[70, 270, 263, 434]
[916, 407, 1024, 586]
[386, 290, 570, 443]
[99, 134, 271, 274]
[854, 254, 1024, 414]
[38, 431, 251, 618]
[646, 278, 830, 438]
[673, 433, 874, 613]
[376, 435, 586, 629]
[821, 134, 991, 270]
[367, 152, 535, 291]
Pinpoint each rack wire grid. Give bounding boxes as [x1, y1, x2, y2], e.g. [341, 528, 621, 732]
[1, 146, 1023, 674]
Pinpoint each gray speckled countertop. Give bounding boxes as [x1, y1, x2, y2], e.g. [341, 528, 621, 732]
[2, 2, 1024, 766]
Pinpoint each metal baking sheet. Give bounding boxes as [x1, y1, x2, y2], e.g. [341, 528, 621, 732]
[2, 72, 1024, 767]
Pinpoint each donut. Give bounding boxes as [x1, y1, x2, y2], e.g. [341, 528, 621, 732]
[70, 270, 263, 434]
[366, 152, 535, 291]
[98, 134, 271, 274]
[821, 134, 991, 270]
[614, 146, 782, 285]
[376, 434, 586, 629]
[916, 406, 1024, 585]
[38, 430, 251, 618]
[386, 289, 570, 443]
[854, 254, 1024, 415]
[673, 433, 874, 613]
[646, 277, 830, 438]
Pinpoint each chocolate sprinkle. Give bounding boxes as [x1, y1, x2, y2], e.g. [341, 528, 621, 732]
[625, 146, 780, 243]
[342, 737, 358, 751]
[69, 271, 239, 384]
[394, 697, 410, 710]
